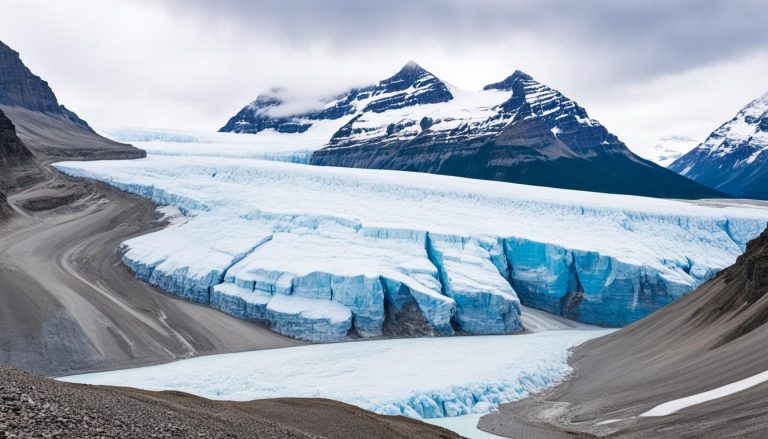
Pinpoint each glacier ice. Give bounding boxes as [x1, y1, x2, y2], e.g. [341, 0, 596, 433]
[428, 235, 521, 334]
[54, 154, 768, 340]
[60, 329, 612, 419]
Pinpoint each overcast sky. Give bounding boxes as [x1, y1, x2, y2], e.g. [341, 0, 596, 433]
[2, 0, 767, 159]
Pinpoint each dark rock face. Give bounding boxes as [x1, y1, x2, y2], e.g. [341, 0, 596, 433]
[0, 108, 43, 195]
[0, 108, 34, 166]
[707, 227, 768, 346]
[0, 41, 92, 132]
[0, 108, 42, 216]
[670, 93, 768, 200]
[311, 68, 722, 199]
[0, 40, 145, 162]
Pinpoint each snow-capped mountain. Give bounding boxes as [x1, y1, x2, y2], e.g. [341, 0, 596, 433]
[669, 92, 768, 200]
[219, 61, 453, 135]
[221, 62, 721, 199]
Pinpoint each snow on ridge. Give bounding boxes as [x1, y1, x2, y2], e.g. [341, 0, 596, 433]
[697, 93, 768, 158]
[60, 329, 612, 419]
[53, 155, 768, 341]
[641, 368, 768, 417]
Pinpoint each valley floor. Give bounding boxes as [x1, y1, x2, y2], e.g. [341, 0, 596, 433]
[0, 173, 299, 376]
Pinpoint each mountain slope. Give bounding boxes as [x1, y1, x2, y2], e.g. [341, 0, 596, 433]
[0, 40, 143, 162]
[480, 224, 768, 438]
[670, 92, 768, 200]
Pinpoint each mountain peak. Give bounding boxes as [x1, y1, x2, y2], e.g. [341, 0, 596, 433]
[357, 61, 453, 113]
[382, 61, 439, 90]
[401, 60, 422, 71]
[483, 70, 536, 91]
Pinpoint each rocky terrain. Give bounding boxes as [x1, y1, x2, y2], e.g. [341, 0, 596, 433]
[0, 40, 143, 162]
[0, 366, 459, 439]
[480, 225, 768, 438]
[670, 92, 768, 200]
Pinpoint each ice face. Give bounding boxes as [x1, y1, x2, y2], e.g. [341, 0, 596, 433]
[54, 156, 768, 341]
[428, 235, 522, 334]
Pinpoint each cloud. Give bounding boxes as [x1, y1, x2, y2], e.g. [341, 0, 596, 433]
[155, 0, 768, 80]
[0, 0, 766, 156]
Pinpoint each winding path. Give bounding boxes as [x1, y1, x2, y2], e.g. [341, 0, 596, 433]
[0, 174, 298, 376]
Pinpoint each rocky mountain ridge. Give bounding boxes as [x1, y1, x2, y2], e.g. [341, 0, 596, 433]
[0, 40, 144, 162]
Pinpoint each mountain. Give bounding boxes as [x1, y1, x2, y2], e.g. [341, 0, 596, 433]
[670, 92, 768, 200]
[219, 61, 453, 135]
[0, 40, 143, 162]
[481, 225, 768, 438]
[221, 62, 723, 199]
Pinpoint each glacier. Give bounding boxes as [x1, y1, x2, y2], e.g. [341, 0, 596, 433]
[53, 149, 768, 341]
[60, 329, 612, 419]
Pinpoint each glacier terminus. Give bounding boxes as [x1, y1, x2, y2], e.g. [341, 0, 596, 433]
[55, 142, 768, 342]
